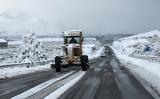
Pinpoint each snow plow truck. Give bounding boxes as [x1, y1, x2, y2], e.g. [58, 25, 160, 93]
[51, 30, 89, 72]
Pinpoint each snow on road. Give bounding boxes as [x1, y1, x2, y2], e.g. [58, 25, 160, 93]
[44, 71, 86, 99]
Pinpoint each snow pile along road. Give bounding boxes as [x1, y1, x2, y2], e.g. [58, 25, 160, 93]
[83, 44, 105, 59]
[112, 30, 160, 95]
[0, 64, 50, 79]
[83, 38, 105, 59]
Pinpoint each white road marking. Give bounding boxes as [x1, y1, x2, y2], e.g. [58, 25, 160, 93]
[11, 71, 75, 99]
[44, 71, 86, 99]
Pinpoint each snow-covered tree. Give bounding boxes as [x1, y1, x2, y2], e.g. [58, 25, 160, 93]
[16, 30, 47, 66]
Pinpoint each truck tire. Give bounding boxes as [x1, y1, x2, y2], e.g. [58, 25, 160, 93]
[85, 55, 89, 69]
[81, 55, 89, 71]
[55, 56, 61, 72]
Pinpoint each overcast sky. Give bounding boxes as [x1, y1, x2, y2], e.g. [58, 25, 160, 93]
[0, 0, 160, 36]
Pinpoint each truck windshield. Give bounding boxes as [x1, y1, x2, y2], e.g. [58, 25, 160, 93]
[65, 36, 80, 44]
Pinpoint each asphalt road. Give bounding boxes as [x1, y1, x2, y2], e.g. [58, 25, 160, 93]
[0, 69, 71, 99]
[0, 58, 98, 99]
[59, 46, 155, 99]
[0, 46, 156, 99]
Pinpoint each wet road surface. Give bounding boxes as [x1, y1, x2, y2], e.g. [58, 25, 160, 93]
[0, 69, 70, 99]
[0, 58, 100, 99]
[0, 46, 156, 99]
[60, 46, 154, 99]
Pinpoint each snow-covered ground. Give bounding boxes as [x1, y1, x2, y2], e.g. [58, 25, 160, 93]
[83, 44, 104, 59]
[112, 30, 160, 57]
[112, 30, 160, 95]
[0, 39, 7, 42]
[0, 64, 50, 79]
[112, 47, 160, 95]
[0, 37, 103, 64]
[0, 37, 104, 79]
[8, 38, 63, 45]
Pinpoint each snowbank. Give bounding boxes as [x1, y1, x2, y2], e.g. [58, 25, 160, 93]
[83, 44, 104, 59]
[111, 46, 160, 95]
[0, 39, 7, 42]
[111, 30, 160, 95]
[0, 64, 50, 79]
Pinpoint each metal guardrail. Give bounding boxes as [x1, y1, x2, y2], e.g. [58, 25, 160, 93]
[0, 47, 105, 69]
[111, 46, 160, 63]
[129, 55, 160, 63]
[0, 57, 100, 69]
[0, 60, 55, 69]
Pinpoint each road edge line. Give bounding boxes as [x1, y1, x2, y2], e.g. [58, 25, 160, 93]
[11, 71, 75, 99]
[44, 71, 86, 99]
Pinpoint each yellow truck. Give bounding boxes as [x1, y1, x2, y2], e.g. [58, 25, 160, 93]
[51, 30, 89, 72]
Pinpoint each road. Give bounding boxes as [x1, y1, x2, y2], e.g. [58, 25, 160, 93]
[0, 69, 71, 99]
[0, 46, 156, 99]
[59, 46, 155, 99]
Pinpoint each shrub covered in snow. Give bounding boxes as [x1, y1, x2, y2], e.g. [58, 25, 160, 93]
[15, 31, 47, 65]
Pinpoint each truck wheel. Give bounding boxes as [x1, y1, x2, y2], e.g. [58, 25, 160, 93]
[81, 55, 89, 71]
[55, 56, 61, 72]
[85, 55, 89, 69]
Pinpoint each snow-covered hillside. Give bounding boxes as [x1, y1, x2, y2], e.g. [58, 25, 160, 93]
[112, 30, 160, 95]
[113, 30, 160, 57]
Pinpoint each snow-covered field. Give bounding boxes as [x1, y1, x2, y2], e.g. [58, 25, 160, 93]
[0, 37, 104, 79]
[112, 30, 160, 95]
[0, 37, 103, 64]
[0, 38, 63, 64]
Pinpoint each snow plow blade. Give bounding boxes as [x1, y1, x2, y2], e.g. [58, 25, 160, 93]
[51, 63, 81, 69]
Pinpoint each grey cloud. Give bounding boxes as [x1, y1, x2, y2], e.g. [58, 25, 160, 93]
[0, 0, 160, 36]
